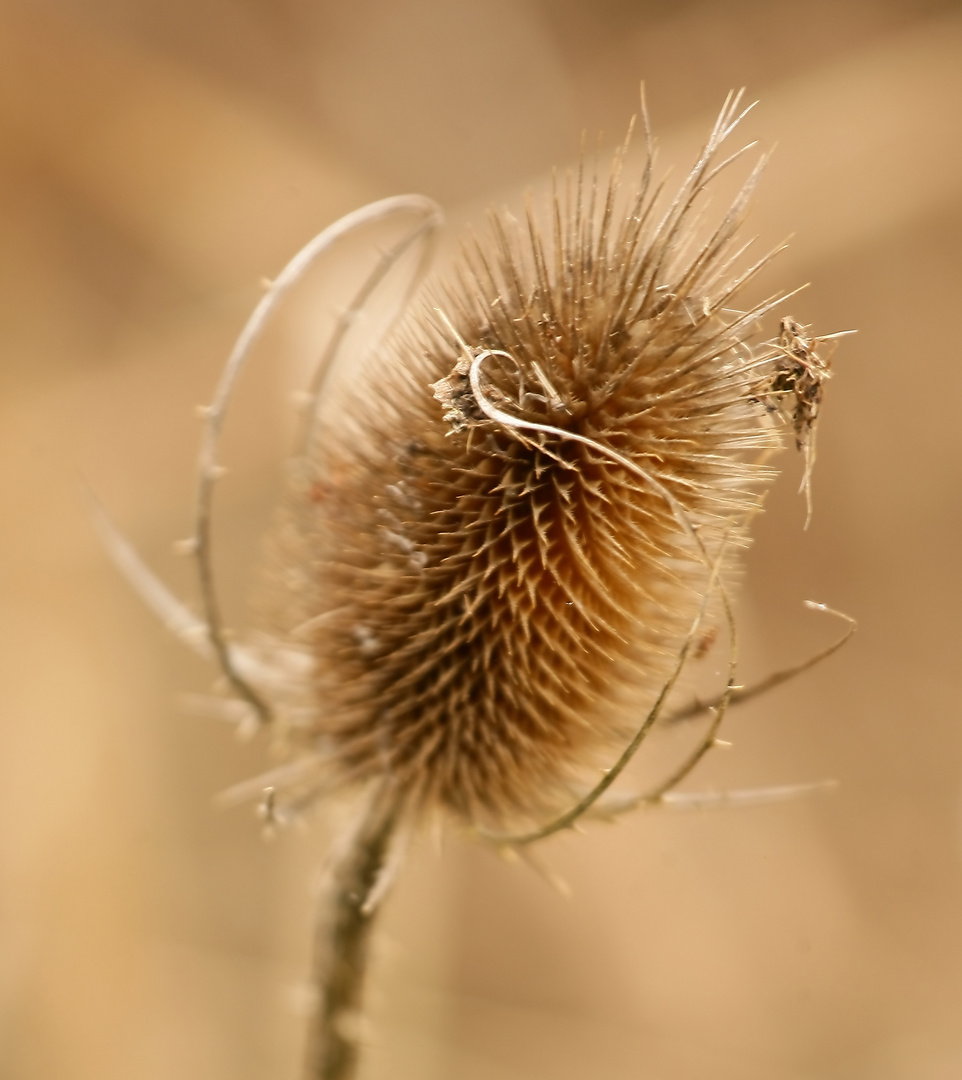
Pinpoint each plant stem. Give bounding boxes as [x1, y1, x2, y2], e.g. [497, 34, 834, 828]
[304, 787, 399, 1080]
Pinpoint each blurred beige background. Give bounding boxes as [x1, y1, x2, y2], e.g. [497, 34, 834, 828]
[2, 1, 961, 1078]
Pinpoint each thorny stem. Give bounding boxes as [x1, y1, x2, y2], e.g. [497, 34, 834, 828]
[304, 787, 401, 1080]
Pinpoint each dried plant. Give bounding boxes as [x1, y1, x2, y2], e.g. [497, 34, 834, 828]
[93, 91, 851, 1080]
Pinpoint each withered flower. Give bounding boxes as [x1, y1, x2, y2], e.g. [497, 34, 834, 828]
[265, 91, 792, 832]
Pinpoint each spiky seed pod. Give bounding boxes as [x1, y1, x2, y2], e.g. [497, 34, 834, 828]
[272, 98, 787, 830]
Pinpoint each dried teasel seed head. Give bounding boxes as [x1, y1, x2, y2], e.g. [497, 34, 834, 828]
[267, 94, 798, 830]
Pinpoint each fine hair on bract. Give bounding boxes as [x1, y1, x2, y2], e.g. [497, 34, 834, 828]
[93, 89, 852, 1080]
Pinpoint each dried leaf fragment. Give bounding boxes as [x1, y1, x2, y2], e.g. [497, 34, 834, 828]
[754, 316, 840, 526]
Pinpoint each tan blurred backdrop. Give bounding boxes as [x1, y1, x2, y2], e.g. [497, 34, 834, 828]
[2, 1, 962, 1078]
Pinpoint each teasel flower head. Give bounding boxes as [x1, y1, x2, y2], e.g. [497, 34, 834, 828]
[249, 91, 804, 833]
[91, 92, 839, 840]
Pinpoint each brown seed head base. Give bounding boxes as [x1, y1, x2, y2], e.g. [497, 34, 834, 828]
[274, 95, 794, 831]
